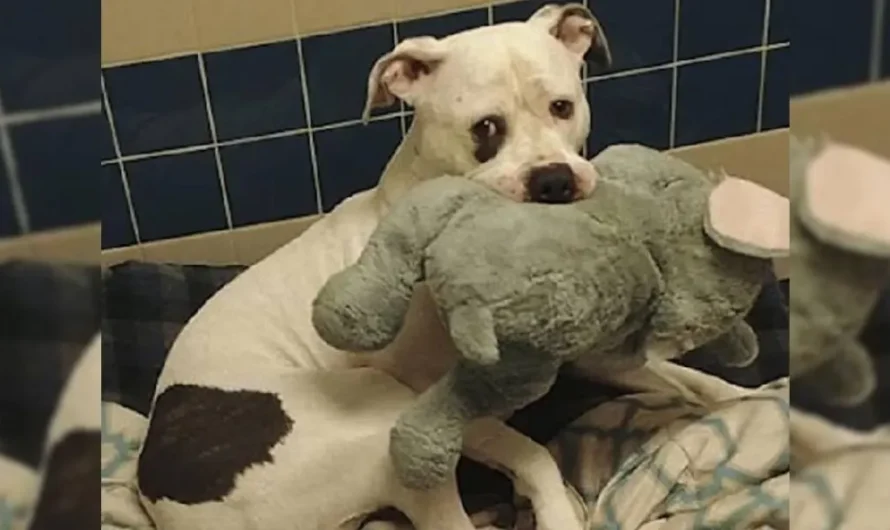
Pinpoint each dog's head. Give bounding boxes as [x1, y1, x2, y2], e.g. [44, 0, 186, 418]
[364, 3, 611, 203]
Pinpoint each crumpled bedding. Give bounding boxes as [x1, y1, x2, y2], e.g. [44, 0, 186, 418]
[95, 261, 887, 529]
[547, 379, 790, 529]
[100, 376, 795, 530]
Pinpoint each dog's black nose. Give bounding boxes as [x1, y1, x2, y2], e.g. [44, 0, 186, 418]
[527, 163, 577, 204]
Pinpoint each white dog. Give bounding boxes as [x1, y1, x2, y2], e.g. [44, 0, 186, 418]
[136, 4, 611, 530]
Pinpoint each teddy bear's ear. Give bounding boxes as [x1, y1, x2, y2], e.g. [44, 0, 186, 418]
[798, 142, 890, 257]
[704, 176, 790, 259]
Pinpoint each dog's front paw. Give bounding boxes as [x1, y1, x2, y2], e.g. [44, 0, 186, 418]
[389, 419, 461, 490]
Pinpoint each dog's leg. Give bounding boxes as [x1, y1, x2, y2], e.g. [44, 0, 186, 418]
[462, 418, 584, 530]
[396, 479, 477, 530]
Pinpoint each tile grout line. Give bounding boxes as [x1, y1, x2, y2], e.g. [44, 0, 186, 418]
[393, 21, 408, 139]
[101, 75, 142, 246]
[0, 101, 102, 127]
[0, 91, 30, 234]
[668, 0, 681, 148]
[587, 42, 788, 83]
[100, 112, 406, 166]
[870, 0, 887, 81]
[295, 36, 324, 214]
[196, 53, 235, 236]
[755, 0, 772, 132]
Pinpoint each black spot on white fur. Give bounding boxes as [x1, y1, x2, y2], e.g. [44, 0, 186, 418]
[28, 430, 100, 530]
[138, 384, 293, 504]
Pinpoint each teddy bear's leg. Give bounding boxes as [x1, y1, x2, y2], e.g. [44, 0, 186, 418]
[447, 306, 500, 365]
[797, 336, 877, 406]
[640, 294, 713, 362]
[705, 321, 760, 368]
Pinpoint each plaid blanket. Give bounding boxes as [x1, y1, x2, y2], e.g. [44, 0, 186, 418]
[0, 261, 101, 530]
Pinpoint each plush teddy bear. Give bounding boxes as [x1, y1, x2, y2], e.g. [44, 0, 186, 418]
[789, 136, 890, 406]
[312, 144, 789, 489]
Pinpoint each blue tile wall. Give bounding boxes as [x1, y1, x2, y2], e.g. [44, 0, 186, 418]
[124, 151, 228, 242]
[678, 0, 765, 59]
[205, 43, 307, 141]
[219, 135, 317, 226]
[884, 2, 890, 78]
[587, 0, 674, 73]
[302, 25, 395, 125]
[587, 70, 673, 154]
[0, 1, 100, 238]
[791, 0, 876, 95]
[100, 0, 797, 248]
[676, 53, 762, 146]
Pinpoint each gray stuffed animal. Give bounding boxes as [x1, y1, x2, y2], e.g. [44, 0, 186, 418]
[312, 144, 789, 489]
[790, 136, 890, 405]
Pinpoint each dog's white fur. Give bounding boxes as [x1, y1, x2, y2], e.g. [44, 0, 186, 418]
[140, 5, 611, 530]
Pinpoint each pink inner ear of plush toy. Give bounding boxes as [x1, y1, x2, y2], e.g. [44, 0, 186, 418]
[806, 144, 890, 246]
[708, 176, 790, 255]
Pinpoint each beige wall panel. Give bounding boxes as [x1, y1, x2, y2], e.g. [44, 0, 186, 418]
[671, 129, 789, 197]
[292, 0, 397, 36]
[232, 215, 321, 265]
[29, 225, 100, 264]
[102, 245, 146, 268]
[194, 0, 297, 51]
[394, 0, 491, 21]
[0, 236, 34, 262]
[791, 81, 890, 159]
[141, 230, 238, 265]
[102, 0, 199, 65]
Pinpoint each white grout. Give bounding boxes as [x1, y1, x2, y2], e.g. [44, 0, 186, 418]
[101, 75, 142, 244]
[0, 91, 30, 234]
[587, 42, 788, 84]
[196, 53, 235, 233]
[294, 37, 324, 214]
[871, 0, 887, 81]
[0, 101, 101, 127]
[756, 0, 772, 132]
[669, 0, 681, 148]
[100, 111, 406, 166]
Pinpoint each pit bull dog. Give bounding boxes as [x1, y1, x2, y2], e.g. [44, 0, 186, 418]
[136, 4, 611, 530]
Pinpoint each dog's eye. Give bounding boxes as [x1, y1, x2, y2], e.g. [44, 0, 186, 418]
[470, 115, 507, 164]
[470, 116, 506, 140]
[549, 99, 574, 120]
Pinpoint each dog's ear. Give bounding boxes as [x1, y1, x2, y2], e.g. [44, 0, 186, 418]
[527, 3, 611, 70]
[363, 37, 448, 122]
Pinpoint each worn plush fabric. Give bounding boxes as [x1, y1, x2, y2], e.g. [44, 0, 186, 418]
[789, 137, 890, 406]
[312, 145, 786, 488]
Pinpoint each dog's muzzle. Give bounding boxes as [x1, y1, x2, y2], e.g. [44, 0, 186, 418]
[527, 163, 577, 204]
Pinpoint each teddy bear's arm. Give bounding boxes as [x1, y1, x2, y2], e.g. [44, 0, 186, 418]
[312, 177, 496, 353]
[695, 321, 759, 368]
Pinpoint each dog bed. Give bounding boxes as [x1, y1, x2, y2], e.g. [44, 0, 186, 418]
[95, 261, 884, 529]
